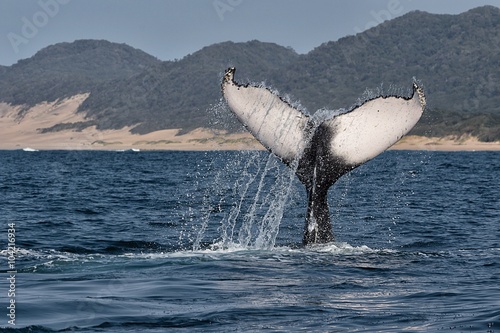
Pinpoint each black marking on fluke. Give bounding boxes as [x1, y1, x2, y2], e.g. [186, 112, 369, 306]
[222, 67, 426, 245]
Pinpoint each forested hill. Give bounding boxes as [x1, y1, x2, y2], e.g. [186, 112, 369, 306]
[0, 39, 161, 106]
[0, 6, 499, 141]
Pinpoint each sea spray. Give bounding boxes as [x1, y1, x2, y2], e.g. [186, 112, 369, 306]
[192, 151, 237, 251]
[219, 152, 262, 248]
[329, 172, 352, 237]
[237, 155, 270, 247]
[193, 150, 263, 250]
[193, 150, 301, 250]
[253, 156, 299, 249]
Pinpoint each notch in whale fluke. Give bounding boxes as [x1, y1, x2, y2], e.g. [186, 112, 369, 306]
[221, 67, 426, 245]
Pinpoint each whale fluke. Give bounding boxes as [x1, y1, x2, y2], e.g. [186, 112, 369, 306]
[222, 67, 426, 245]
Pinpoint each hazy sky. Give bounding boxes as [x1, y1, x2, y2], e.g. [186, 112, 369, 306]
[1, 0, 498, 66]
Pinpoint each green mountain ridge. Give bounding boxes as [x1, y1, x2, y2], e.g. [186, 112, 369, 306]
[0, 6, 499, 141]
[0, 39, 161, 106]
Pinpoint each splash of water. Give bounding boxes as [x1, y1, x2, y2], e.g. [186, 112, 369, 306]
[220, 153, 264, 247]
[193, 150, 300, 251]
[253, 155, 298, 249]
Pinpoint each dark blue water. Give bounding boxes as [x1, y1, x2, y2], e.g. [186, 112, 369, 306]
[0, 150, 499, 332]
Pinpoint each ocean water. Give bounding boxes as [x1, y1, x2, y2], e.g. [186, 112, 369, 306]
[0, 149, 499, 332]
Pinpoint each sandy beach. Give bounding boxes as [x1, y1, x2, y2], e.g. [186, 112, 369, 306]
[390, 135, 500, 152]
[1, 95, 499, 152]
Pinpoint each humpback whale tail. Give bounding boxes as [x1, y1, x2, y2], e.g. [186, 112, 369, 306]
[221, 67, 426, 245]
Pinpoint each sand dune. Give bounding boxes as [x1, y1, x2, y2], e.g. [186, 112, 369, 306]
[0, 95, 498, 151]
[0, 95, 262, 151]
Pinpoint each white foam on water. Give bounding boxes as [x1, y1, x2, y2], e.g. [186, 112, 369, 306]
[3, 242, 399, 270]
[1, 247, 36, 257]
[305, 242, 385, 255]
[156, 240, 397, 260]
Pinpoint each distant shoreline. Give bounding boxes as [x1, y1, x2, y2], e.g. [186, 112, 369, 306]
[1, 132, 499, 152]
[2, 94, 499, 152]
[389, 135, 500, 152]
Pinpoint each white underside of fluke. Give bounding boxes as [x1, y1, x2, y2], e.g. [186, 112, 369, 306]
[326, 91, 424, 165]
[222, 67, 425, 167]
[222, 70, 309, 163]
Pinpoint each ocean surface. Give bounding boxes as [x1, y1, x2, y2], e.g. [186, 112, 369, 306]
[0, 149, 499, 332]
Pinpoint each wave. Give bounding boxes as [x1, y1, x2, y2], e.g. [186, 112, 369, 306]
[10, 241, 495, 275]
[22, 147, 39, 152]
[119, 241, 395, 261]
[7, 242, 496, 266]
[0, 241, 392, 263]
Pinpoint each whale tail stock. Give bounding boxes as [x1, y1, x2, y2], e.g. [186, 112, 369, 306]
[221, 67, 426, 245]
